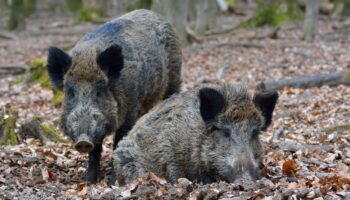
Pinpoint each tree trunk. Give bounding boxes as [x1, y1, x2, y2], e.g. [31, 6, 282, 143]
[0, 0, 8, 13]
[332, 0, 350, 17]
[194, 0, 219, 33]
[303, 0, 319, 42]
[7, 0, 26, 30]
[152, 0, 189, 45]
[0, 0, 8, 28]
[256, 71, 350, 92]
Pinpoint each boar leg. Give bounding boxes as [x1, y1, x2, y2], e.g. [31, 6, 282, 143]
[113, 121, 133, 150]
[160, 22, 182, 99]
[166, 164, 185, 184]
[109, 121, 133, 185]
[195, 173, 216, 184]
[87, 144, 102, 183]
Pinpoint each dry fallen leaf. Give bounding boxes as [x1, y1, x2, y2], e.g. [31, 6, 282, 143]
[282, 160, 298, 177]
[66, 189, 77, 196]
[176, 188, 184, 197]
[0, 13, 350, 199]
[30, 164, 45, 184]
[79, 185, 89, 196]
[0, 176, 6, 184]
[147, 172, 167, 185]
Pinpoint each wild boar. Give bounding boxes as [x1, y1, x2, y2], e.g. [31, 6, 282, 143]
[113, 84, 278, 185]
[46, 9, 182, 183]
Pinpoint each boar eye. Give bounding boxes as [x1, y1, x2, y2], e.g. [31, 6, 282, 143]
[96, 91, 103, 97]
[96, 82, 108, 97]
[222, 128, 231, 138]
[65, 87, 75, 99]
[251, 128, 260, 139]
[209, 126, 219, 132]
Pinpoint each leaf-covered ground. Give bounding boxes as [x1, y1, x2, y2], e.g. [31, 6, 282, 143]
[0, 14, 349, 199]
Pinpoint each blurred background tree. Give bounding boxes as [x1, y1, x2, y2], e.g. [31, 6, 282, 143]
[1, 0, 350, 43]
[303, 0, 320, 41]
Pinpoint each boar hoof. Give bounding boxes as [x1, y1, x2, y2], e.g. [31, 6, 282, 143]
[108, 170, 117, 185]
[87, 166, 99, 183]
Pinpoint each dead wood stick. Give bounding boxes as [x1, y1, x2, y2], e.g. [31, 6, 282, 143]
[0, 65, 27, 76]
[257, 71, 350, 92]
[212, 41, 265, 49]
[185, 26, 203, 43]
[255, 27, 280, 40]
[0, 32, 18, 41]
[203, 24, 240, 36]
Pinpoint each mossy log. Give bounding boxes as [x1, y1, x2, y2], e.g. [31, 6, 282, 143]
[21, 117, 64, 144]
[0, 65, 27, 77]
[324, 124, 350, 135]
[0, 104, 20, 145]
[27, 58, 50, 87]
[25, 58, 64, 106]
[257, 71, 350, 92]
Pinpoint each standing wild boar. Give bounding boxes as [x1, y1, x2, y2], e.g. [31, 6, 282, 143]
[46, 9, 182, 183]
[113, 84, 278, 185]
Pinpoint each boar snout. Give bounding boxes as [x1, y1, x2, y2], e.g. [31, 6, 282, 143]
[232, 148, 260, 181]
[74, 134, 95, 153]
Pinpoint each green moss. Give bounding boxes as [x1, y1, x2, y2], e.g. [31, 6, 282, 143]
[240, 0, 303, 28]
[40, 123, 65, 143]
[325, 124, 350, 135]
[135, 0, 152, 9]
[75, 9, 103, 24]
[0, 106, 19, 145]
[12, 75, 26, 85]
[3, 116, 18, 145]
[27, 57, 64, 106]
[65, 0, 83, 12]
[66, 0, 104, 24]
[227, 0, 235, 10]
[23, 0, 36, 17]
[28, 58, 50, 87]
[52, 89, 64, 106]
[7, 0, 26, 30]
[343, 72, 350, 81]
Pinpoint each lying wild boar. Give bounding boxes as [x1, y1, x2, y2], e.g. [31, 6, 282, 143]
[113, 84, 278, 185]
[46, 9, 182, 183]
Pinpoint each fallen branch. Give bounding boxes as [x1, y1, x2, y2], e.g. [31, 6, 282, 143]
[324, 124, 350, 135]
[212, 41, 265, 49]
[271, 141, 335, 153]
[20, 117, 63, 145]
[203, 10, 253, 37]
[203, 24, 240, 36]
[186, 26, 203, 44]
[256, 71, 350, 92]
[0, 32, 18, 41]
[255, 27, 280, 40]
[0, 65, 27, 76]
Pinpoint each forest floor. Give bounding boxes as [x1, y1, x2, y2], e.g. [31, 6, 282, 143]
[0, 13, 349, 200]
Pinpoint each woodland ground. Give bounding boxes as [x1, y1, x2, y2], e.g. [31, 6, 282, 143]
[0, 13, 349, 199]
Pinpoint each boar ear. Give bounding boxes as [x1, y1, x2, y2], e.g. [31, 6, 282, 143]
[253, 91, 278, 130]
[47, 47, 72, 89]
[97, 45, 124, 80]
[199, 88, 225, 122]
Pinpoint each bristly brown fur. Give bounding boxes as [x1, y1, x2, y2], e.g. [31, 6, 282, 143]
[48, 9, 182, 183]
[113, 83, 278, 185]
